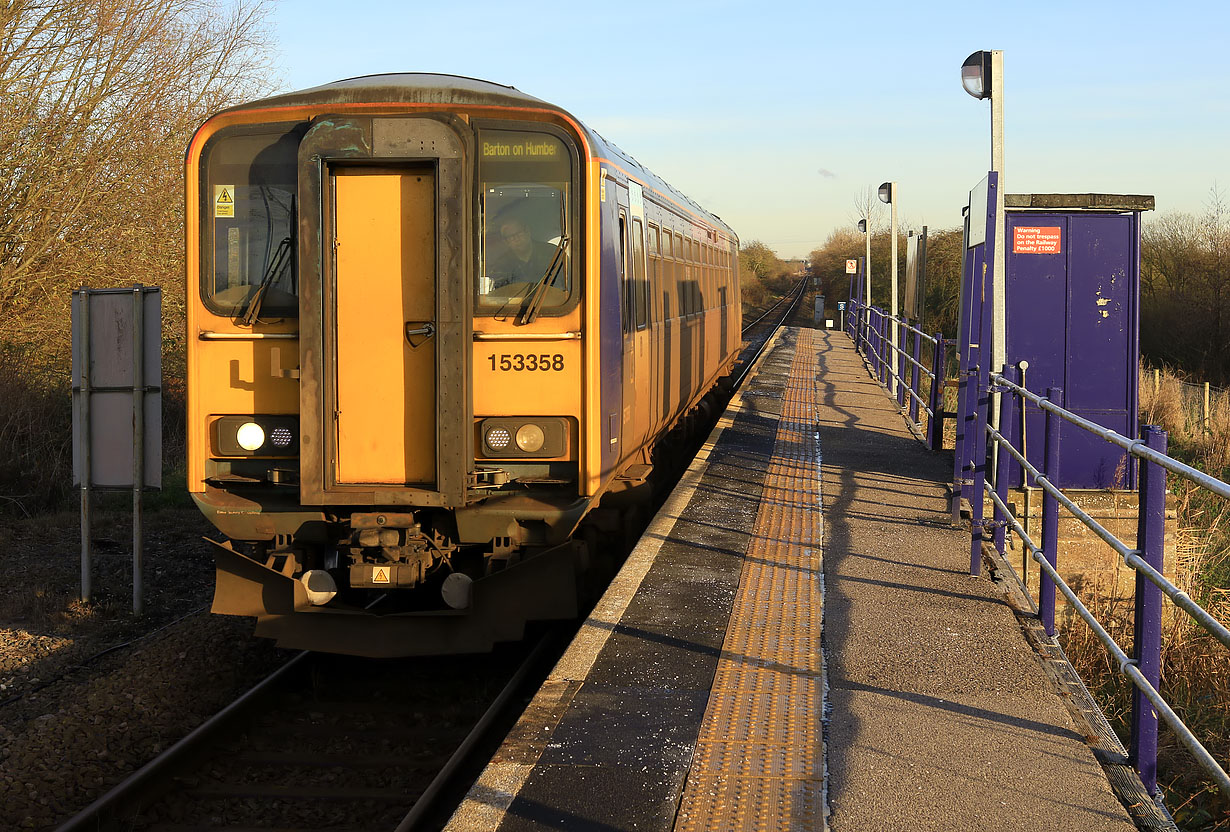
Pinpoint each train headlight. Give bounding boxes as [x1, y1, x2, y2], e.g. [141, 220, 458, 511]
[515, 423, 545, 453]
[211, 415, 298, 457]
[236, 422, 266, 451]
[485, 426, 512, 451]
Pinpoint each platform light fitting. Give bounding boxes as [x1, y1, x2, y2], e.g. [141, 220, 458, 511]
[961, 51, 993, 100]
[878, 183, 893, 204]
[857, 219, 867, 233]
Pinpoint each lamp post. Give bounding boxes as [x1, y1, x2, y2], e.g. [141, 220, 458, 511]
[857, 218, 870, 309]
[878, 182, 898, 397]
[961, 49, 1005, 388]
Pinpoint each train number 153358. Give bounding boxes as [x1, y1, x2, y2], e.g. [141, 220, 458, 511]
[487, 353, 565, 372]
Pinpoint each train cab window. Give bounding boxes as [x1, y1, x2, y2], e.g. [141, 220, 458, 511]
[202, 127, 302, 318]
[477, 129, 577, 317]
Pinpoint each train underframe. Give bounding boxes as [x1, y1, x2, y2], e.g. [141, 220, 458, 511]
[199, 386, 725, 657]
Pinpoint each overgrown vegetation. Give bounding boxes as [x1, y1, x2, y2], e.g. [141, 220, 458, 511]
[0, 0, 276, 516]
[739, 240, 799, 315]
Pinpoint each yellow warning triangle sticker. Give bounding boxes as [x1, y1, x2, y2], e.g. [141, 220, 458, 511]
[373, 566, 390, 584]
[216, 188, 233, 204]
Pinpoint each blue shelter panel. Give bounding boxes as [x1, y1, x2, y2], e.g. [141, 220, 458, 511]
[1005, 207, 1141, 490]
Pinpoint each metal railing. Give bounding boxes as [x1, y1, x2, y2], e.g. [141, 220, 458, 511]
[972, 364, 1230, 799]
[845, 297, 950, 450]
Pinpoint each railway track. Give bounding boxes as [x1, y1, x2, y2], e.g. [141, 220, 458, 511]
[57, 633, 563, 832]
[55, 285, 805, 832]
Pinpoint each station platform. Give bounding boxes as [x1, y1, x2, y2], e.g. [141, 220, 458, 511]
[446, 327, 1140, 832]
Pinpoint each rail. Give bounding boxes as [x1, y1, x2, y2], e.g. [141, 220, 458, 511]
[844, 297, 950, 449]
[969, 365, 1230, 799]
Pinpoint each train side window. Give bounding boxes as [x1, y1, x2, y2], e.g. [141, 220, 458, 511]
[647, 224, 660, 323]
[686, 238, 698, 315]
[675, 232, 689, 315]
[619, 210, 631, 334]
[632, 218, 648, 330]
[661, 229, 674, 318]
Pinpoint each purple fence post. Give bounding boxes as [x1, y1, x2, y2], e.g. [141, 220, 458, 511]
[872, 309, 879, 369]
[900, 320, 910, 408]
[884, 316, 892, 387]
[929, 335, 946, 451]
[876, 312, 885, 379]
[993, 365, 1017, 555]
[1131, 425, 1167, 796]
[878, 312, 888, 384]
[967, 365, 988, 576]
[1039, 386, 1063, 637]
[866, 306, 873, 360]
[910, 328, 922, 424]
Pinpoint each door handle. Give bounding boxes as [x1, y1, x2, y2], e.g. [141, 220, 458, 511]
[405, 321, 435, 347]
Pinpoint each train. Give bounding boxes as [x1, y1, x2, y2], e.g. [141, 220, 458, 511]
[186, 74, 741, 656]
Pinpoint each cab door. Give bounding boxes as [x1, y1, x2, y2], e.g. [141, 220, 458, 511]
[331, 165, 437, 486]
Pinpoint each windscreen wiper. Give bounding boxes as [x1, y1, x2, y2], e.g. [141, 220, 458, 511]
[518, 235, 569, 326]
[240, 235, 292, 326]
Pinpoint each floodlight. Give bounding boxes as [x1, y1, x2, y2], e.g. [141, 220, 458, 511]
[857, 219, 867, 233]
[878, 183, 893, 204]
[961, 51, 992, 100]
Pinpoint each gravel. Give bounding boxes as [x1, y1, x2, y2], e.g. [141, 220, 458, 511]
[0, 506, 291, 830]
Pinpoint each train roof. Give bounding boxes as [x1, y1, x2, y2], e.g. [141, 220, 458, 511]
[221, 72, 561, 115]
[217, 73, 736, 242]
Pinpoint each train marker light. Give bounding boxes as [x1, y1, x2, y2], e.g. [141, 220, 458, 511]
[236, 422, 265, 451]
[485, 426, 512, 451]
[961, 51, 993, 99]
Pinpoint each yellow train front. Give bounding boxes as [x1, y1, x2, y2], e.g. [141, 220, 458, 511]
[187, 74, 740, 656]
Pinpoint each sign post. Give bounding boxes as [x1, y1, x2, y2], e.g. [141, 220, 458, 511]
[72, 286, 162, 614]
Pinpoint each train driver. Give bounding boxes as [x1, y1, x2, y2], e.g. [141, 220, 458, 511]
[491, 216, 564, 289]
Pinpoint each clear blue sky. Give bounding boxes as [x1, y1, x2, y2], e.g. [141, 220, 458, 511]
[269, 0, 1229, 259]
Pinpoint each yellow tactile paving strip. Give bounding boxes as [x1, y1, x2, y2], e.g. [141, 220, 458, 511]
[675, 329, 825, 832]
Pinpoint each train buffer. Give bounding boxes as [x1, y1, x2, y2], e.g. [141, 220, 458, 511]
[447, 327, 1155, 831]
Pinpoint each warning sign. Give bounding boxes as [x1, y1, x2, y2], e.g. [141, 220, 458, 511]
[1013, 226, 1062, 254]
[214, 185, 235, 218]
[372, 566, 391, 584]
[845, 259, 858, 274]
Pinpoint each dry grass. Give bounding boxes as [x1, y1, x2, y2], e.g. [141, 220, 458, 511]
[1140, 365, 1230, 479]
[1060, 364, 1230, 830]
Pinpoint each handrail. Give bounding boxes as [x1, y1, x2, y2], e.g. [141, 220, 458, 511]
[993, 373, 1230, 501]
[978, 366, 1230, 798]
[981, 478, 1230, 794]
[986, 419, 1230, 651]
[844, 297, 945, 443]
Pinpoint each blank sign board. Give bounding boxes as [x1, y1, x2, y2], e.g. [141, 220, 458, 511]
[71, 288, 162, 489]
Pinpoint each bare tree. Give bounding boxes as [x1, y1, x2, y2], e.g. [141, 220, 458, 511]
[0, 0, 277, 367]
[850, 185, 884, 235]
[1141, 185, 1230, 385]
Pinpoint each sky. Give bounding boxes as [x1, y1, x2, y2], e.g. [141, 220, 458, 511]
[267, 0, 1230, 260]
